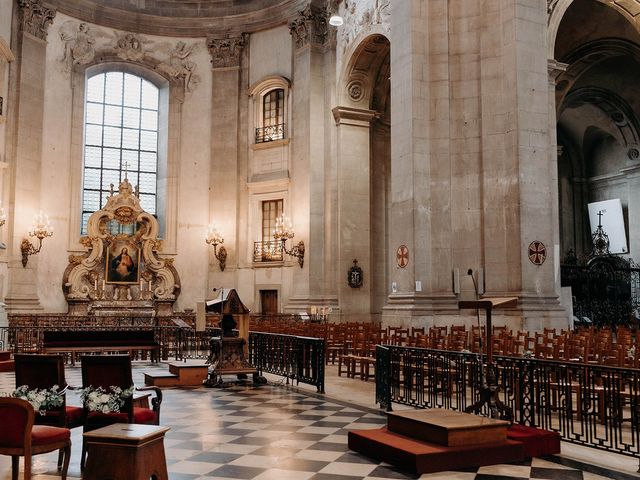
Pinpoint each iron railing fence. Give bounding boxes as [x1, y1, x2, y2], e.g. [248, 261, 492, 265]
[255, 123, 285, 143]
[249, 332, 325, 392]
[253, 240, 284, 262]
[0, 326, 325, 391]
[376, 345, 640, 461]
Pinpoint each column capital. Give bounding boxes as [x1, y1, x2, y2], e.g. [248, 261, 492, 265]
[206, 33, 247, 70]
[17, 0, 56, 41]
[288, 5, 328, 50]
[332, 106, 378, 127]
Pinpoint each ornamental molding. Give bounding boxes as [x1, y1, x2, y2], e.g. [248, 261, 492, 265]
[288, 4, 329, 49]
[18, 0, 56, 41]
[339, 0, 390, 58]
[62, 177, 181, 304]
[207, 34, 247, 69]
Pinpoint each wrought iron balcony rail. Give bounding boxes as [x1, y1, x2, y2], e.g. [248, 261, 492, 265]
[253, 240, 283, 262]
[255, 123, 285, 143]
[376, 345, 640, 465]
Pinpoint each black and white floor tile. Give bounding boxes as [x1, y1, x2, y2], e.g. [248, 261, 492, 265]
[0, 363, 633, 479]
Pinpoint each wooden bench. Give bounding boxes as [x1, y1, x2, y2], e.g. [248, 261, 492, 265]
[42, 330, 160, 365]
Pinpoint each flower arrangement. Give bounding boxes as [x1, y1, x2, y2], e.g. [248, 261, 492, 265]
[12, 385, 64, 415]
[522, 350, 534, 359]
[80, 385, 135, 414]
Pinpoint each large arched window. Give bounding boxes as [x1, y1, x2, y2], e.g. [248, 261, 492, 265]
[81, 71, 159, 233]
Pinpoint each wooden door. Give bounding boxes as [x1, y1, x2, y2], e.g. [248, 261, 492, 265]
[260, 290, 278, 314]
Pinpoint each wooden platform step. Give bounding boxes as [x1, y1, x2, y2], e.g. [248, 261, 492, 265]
[387, 409, 510, 447]
[144, 361, 209, 387]
[348, 427, 524, 474]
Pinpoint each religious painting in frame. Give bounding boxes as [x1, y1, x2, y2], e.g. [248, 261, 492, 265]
[105, 239, 140, 284]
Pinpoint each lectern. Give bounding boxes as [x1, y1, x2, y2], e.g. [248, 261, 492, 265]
[458, 297, 517, 420]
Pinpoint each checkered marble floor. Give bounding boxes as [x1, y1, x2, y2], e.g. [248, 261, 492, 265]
[0, 363, 634, 480]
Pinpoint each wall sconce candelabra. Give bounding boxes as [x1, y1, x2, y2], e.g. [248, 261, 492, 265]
[205, 224, 227, 271]
[21, 210, 53, 267]
[274, 213, 305, 268]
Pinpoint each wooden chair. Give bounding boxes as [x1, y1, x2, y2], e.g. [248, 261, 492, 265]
[14, 354, 83, 430]
[14, 354, 83, 470]
[0, 397, 71, 480]
[79, 354, 163, 469]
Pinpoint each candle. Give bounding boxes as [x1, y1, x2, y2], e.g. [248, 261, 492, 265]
[94, 279, 98, 291]
[102, 280, 105, 290]
[140, 279, 144, 291]
[148, 280, 152, 291]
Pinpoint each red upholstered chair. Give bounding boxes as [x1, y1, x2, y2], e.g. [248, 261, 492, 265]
[79, 354, 162, 468]
[14, 354, 83, 470]
[0, 397, 71, 480]
[14, 354, 84, 430]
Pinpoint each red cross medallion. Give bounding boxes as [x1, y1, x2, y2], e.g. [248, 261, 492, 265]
[396, 245, 409, 268]
[528, 241, 547, 265]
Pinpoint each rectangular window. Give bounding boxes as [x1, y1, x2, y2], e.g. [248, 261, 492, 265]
[262, 199, 283, 243]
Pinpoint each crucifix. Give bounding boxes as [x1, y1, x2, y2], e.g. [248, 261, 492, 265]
[123, 160, 129, 180]
[597, 210, 604, 227]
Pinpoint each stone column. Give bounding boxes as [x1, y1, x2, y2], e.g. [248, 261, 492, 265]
[4, 0, 56, 312]
[623, 166, 640, 257]
[383, 0, 442, 325]
[284, 5, 330, 312]
[332, 106, 376, 320]
[478, 0, 565, 330]
[206, 34, 246, 291]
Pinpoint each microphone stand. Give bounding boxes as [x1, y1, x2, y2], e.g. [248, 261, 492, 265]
[462, 269, 513, 421]
[467, 269, 486, 392]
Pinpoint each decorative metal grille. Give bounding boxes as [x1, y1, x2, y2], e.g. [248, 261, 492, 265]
[255, 123, 285, 143]
[253, 240, 284, 262]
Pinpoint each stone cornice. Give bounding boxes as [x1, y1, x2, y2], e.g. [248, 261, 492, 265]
[289, 4, 328, 49]
[18, 0, 56, 41]
[46, 0, 309, 38]
[207, 34, 247, 70]
[332, 106, 378, 127]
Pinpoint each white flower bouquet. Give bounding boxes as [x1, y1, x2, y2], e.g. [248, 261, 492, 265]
[80, 385, 135, 414]
[12, 385, 64, 415]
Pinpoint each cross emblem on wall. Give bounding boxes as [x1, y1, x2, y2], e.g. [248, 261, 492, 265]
[396, 245, 409, 268]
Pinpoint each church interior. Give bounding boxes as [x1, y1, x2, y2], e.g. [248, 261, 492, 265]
[1, 0, 640, 478]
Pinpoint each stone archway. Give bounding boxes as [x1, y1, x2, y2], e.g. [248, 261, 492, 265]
[332, 33, 390, 321]
[553, 0, 640, 261]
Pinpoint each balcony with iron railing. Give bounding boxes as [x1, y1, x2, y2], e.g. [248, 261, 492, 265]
[255, 123, 285, 143]
[253, 240, 283, 263]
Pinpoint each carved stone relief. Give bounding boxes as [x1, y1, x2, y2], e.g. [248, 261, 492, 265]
[207, 35, 246, 69]
[157, 41, 200, 92]
[18, 0, 56, 41]
[59, 21, 99, 74]
[339, 0, 390, 57]
[113, 32, 146, 61]
[288, 5, 329, 49]
[55, 21, 201, 95]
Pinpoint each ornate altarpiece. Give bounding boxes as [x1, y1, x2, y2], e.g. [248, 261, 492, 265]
[62, 177, 180, 317]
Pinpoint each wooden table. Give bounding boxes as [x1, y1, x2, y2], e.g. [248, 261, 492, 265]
[83, 423, 170, 480]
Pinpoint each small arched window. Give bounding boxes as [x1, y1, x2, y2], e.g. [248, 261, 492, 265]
[250, 77, 290, 145]
[81, 71, 159, 233]
[258, 88, 285, 142]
